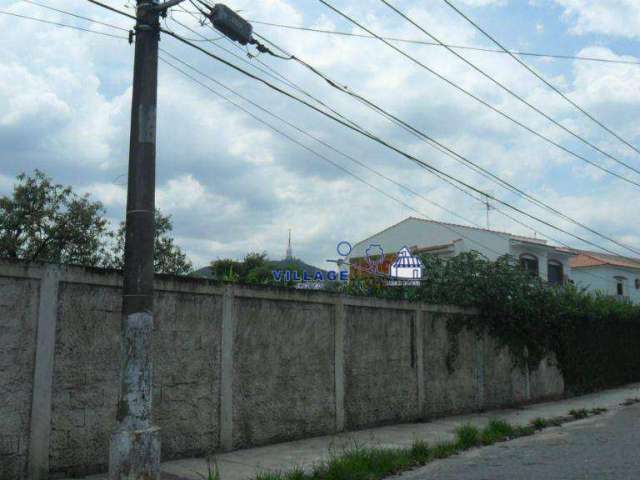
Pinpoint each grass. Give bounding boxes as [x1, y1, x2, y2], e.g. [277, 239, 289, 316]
[198, 459, 221, 480]
[568, 408, 589, 419]
[455, 424, 480, 449]
[248, 406, 610, 480]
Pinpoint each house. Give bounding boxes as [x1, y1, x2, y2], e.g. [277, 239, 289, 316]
[570, 251, 640, 304]
[349, 217, 573, 284]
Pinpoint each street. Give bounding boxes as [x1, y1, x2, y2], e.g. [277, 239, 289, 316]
[395, 404, 640, 480]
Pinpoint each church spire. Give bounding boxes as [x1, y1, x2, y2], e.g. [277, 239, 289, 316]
[285, 229, 293, 259]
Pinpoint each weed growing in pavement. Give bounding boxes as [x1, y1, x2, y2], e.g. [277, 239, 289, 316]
[253, 407, 611, 480]
[569, 408, 589, 419]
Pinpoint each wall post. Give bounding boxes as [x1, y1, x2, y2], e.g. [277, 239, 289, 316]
[334, 298, 345, 432]
[219, 285, 235, 451]
[415, 308, 425, 419]
[28, 265, 63, 480]
[475, 330, 486, 410]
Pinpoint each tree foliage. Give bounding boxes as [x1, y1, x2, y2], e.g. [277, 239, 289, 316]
[209, 252, 304, 285]
[0, 170, 112, 265]
[0, 171, 192, 274]
[107, 210, 192, 275]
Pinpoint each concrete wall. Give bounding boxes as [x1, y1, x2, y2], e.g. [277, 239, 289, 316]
[0, 260, 564, 479]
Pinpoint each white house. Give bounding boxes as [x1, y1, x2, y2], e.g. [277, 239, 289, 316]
[570, 252, 640, 304]
[350, 217, 573, 284]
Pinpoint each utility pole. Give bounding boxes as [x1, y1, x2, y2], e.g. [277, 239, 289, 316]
[109, 1, 161, 478]
[107, 2, 253, 477]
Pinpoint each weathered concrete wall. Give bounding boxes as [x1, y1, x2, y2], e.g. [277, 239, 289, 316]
[0, 260, 565, 479]
[423, 313, 480, 417]
[344, 306, 418, 430]
[0, 276, 40, 479]
[232, 298, 335, 448]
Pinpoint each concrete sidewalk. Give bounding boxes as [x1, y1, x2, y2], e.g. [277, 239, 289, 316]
[70, 383, 640, 480]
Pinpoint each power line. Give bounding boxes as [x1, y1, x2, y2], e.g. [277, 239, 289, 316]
[253, 31, 640, 257]
[170, 6, 378, 135]
[246, 19, 640, 67]
[439, 0, 640, 158]
[159, 48, 484, 229]
[0, 9, 127, 39]
[21, 0, 130, 31]
[163, 47, 629, 285]
[18, 0, 221, 43]
[201, 27, 576, 241]
[320, 0, 640, 185]
[160, 46, 617, 275]
[85, 0, 136, 20]
[158, 54, 507, 257]
[167, 7, 506, 218]
[154, 26, 640, 257]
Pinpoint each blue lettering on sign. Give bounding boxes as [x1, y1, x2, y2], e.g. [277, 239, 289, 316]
[271, 269, 349, 284]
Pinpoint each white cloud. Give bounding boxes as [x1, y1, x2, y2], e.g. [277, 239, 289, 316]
[459, 0, 507, 6]
[554, 0, 640, 38]
[79, 183, 126, 207]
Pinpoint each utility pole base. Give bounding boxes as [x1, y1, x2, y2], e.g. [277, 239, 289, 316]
[109, 427, 161, 480]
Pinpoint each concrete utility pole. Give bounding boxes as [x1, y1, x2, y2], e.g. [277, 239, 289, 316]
[109, 1, 162, 478]
[106, 2, 251, 477]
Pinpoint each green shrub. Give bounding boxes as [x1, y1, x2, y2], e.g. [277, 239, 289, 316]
[569, 408, 589, 419]
[455, 424, 481, 449]
[409, 440, 430, 463]
[480, 419, 515, 444]
[430, 442, 459, 459]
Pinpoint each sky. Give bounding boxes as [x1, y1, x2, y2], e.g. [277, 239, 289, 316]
[0, 0, 639, 269]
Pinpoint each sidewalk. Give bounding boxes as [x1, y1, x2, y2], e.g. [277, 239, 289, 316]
[71, 383, 640, 480]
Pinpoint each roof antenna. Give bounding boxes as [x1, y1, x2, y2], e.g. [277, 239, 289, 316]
[483, 193, 493, 229]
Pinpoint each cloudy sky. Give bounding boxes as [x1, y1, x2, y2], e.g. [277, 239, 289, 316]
[1, 0, 639, 269]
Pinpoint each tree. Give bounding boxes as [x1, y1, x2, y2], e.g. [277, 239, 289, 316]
[108, 210, 193, 275]
[209, 251, 307, 285]
[210, 252, 270, 283]
[0, 170, 112, 265]
[0, 171, 192, 274]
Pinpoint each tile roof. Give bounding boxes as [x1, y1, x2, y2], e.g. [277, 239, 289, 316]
[570, 252, 640, 270]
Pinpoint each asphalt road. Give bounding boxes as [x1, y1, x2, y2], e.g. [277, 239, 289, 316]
[395, 404, 640, 480]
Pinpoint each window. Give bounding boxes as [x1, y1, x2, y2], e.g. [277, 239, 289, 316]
[614, 276, 627, 298]
[519, 254, 539, 277]
[548, 260, 563, 285]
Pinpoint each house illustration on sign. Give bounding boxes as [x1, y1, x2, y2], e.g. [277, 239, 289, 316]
[389, 246, 424, 280]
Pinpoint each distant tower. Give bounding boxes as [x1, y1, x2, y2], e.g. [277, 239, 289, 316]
[285, 229, 293, 259]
